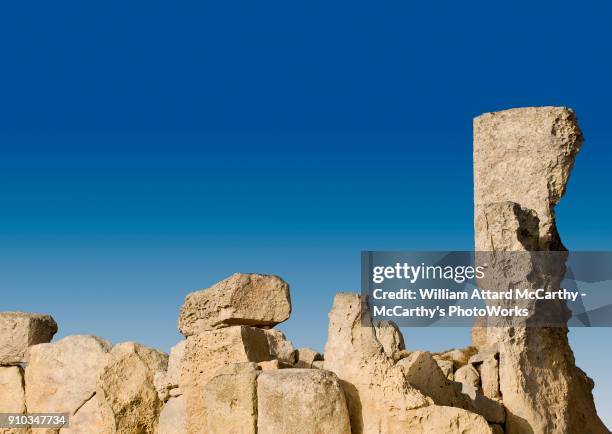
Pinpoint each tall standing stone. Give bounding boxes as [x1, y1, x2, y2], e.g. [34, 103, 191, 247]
[473, 107, 608, 434]
[180, 326, 271, 434]
[474, 107, 582, 251]
[323, 293, 432, 434]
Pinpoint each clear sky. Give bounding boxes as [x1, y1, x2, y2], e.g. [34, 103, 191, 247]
[1, 0, 610, 427]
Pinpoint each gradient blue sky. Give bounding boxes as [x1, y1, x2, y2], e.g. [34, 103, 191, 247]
[1, 0, 611, 427]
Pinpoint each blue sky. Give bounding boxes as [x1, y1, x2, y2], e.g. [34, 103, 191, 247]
[1, 0, 611, 427]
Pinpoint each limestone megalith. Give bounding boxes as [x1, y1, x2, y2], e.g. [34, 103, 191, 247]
[473, 107, 608, 434]
[178, 273, 291, 336]
[0, 312, 57, 365]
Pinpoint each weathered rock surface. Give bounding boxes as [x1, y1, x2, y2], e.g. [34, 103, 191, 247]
[460, 384, 506, 425]
[311, 360, 324, 369]
[26, 335, 111, 417]
[0, 426, 29, 434]
[392, 349, 411, 362]
[257, 369, 350, 434]
[60, 395, 110, 434]
[476, 355, 500, 400]
[165, 340, 185, 388]
[206, 363, 260, 434]
[178, 273, 291, 336]
[432, 356, 454, 380]
[154, 340, 186, 401]
[257, 359, 292, 370]
[0, 426, 30, 434]
[180, 326, 270, 434]
[0, 312, 57, 365]
[153, 372, 169, 403]
[96, 342, 168, 434]
[0, 366, 25, 413]
[455, 364, 480, 390]
[435, 347, 477, 370]
[157, 395, 186, 434]
[388, 406, 493, 434]
[398, 352, 467, 407]
[373, 320, 405, 358]
[264, 329, 296, 364]
[398, 351, 504, 424]
[473, 107, 609, 434]
[295, 347, 322, 368]
[468, 345, 499, 365]
[324, 293, 432, 434]
[471, 322, 488, 350]
[474, 107, 582, 251]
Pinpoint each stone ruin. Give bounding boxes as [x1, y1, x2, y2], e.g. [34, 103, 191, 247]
[0, 107, 609, 434]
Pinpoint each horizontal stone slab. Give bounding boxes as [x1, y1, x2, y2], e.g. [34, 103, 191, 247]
[0, 312, 58, 365]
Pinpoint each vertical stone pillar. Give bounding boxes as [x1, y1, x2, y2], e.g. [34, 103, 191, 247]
[472, 107, 608, 434]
